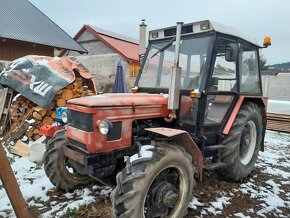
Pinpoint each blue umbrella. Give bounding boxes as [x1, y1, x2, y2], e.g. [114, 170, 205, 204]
[113, 62, 128, 93]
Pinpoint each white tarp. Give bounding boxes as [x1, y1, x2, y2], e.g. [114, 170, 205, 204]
[268, 100, 290, 115]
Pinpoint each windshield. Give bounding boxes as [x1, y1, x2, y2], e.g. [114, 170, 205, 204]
[137, 36, 212, 90]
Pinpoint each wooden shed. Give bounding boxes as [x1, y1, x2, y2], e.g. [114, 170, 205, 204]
[0, 0, 86, 62]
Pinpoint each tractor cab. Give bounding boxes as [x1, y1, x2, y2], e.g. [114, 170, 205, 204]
[135, 20, 267, 150]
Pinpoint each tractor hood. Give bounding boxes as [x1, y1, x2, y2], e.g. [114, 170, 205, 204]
[67, 93, 169, 107]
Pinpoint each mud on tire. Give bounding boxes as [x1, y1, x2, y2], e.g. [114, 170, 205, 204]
[43, 130, 92, 191]
[217, 102, 263, 182]
[111, 142, 195, 218]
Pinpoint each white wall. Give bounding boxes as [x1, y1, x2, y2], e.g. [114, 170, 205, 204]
[73, 54, 135, 92]
[262, 73, 290, 101]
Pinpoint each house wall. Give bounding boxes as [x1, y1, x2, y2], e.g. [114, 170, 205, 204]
[66, 29, 137, 92]
[68, 30, 115, 56]
[262, 73, 290, 101]
[0, 39, 54, 61]
[73, 53, 136, 92]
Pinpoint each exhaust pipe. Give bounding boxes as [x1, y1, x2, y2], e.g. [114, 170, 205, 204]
[168, 22, 183, 110]
[139, 19, 147, 60]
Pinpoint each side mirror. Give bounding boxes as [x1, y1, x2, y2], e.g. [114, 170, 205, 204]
[225, 43, 238, 62]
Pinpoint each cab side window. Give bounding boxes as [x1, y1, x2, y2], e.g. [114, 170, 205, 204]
[239, 44, 261, 94]
[210, 39, 237, 92]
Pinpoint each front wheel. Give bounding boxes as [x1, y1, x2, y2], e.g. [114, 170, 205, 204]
[43, 130, 92, 191]
[217, 102, 263, 182]
[111, 142, 195, 218]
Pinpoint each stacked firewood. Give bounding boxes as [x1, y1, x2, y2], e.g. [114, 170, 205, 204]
[10, 97, 36, 126]
[10, 77, 95, 141]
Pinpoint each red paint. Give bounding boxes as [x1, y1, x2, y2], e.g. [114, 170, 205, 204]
[66, 94, 171, 154]
[223, 96, 245, 135]
[223, 96, 267, 135]
[67, 93, 169, 108]
[179, 96, 193, 119]
[145, 127, 203, 181]
[40, 125, 63, 137]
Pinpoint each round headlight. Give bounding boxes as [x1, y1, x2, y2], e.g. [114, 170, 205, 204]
[61, 111, 68, 123]
[98, 120, 112, 135]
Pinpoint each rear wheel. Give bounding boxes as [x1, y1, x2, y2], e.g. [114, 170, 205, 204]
[43, 130, 92, 191]
[111, 142, 195, 218]
[218, 102, 263, 182]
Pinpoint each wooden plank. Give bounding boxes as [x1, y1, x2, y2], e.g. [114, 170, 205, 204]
[1, 109, 33, 144]
[0, 142, 31, 218]
[0, 88, 8, 117]
[267, 112, 290, 133]
[0, 88, 13, 135]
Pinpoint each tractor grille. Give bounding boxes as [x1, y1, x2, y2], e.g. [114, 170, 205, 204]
[67, 109, 94, 132]
[107, 121, 122, 141]
[68, 138, 87, 152]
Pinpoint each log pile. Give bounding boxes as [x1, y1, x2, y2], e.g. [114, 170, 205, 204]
[10, 77, 95, 141]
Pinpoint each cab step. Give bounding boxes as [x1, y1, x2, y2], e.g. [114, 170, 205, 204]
[204, 144, 226, 152]
[204, 162, 227, 170]
[204, 144, 226, 157]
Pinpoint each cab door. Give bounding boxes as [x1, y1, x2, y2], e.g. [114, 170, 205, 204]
[202, 37, 239, 143]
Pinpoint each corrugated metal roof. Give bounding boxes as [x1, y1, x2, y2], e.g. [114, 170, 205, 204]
[83, 25, 139, 62]
[0, 0, 87, 53]
[89, 25, 139, 44]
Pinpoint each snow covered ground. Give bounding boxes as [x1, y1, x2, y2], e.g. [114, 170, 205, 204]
[188, 130, 290, 217]
[0, 130, 289, 217]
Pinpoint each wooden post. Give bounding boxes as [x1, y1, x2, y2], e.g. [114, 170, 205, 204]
[0, 142, 31, 218]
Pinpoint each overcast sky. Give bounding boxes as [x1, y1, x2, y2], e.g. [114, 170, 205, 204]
[29, 0, 290, 65]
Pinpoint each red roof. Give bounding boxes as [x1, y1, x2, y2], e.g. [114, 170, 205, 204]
[73, 25, 140, 63]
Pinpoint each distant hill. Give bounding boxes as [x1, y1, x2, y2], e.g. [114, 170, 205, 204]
[269, 62, 290, 71]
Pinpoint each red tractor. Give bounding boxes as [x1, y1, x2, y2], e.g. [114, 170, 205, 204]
[43, 20, 271, 217]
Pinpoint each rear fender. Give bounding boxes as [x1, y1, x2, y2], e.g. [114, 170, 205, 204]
[145, 127, 203, 181]
[223, 96, 267, 135]
[223, 96, 268, 151]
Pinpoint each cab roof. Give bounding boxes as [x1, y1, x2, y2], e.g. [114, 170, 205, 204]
[149, 20, 261, 47]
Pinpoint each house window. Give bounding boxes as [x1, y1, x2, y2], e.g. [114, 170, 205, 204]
[129, 63, 139, 77]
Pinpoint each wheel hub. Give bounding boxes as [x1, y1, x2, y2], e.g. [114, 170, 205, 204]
[154, 182, 178, 209]
[239, 120, 257, 165]
[163, 189, 178, 207]
[145, 170, 179, 217]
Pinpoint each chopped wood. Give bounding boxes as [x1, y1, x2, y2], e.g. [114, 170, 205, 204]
[22, 103, 29, 109]
[32, 134, 41, 141]
[32, 112, 42, 121]
[62, 89, 73, 100]
[19, 107, 26, 113]
[29, 102, 35, 108]
[77, 87, 84, 94]
[6, 75, 96, 143]
[46, 110, 53, 116]
[10, 104, 20, 110]
[51, 111, 57, 119]
[57, 99, 66, 107]
[42, 117, 54, 125]
[66, 84, 74, 89]
[33, 106, 47, 116]
[26, 130, 34, 138]
[33, 129, 39, 134]
[11, 111, 19, 117]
